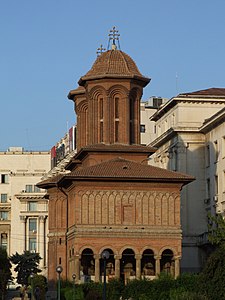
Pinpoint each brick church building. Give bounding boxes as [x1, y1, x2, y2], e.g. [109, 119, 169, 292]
[38, 29, 194, 284]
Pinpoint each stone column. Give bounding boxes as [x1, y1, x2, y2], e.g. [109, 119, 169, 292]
[174, 256, 181, 278]
[114, 254, 121, 279]
[154, 255, 161, 277]
[39, 216, 45, 268]
[94, 254, 100, 283]
[20, 216, 27, 251]
[74, 254, 80, 283]
[135, 254, 142, 279]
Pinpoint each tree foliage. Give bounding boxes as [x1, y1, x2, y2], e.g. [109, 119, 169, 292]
[10, 251, 41, 286]
[207, 213, 225, 245]
[0, 248, 12, 300]
[200, 243, 225, 300]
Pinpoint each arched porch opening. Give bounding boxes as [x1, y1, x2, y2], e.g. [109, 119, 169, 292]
[160, 249, 175, 276]
[141, 249, 155, 278]
[80, 248, 95, 282]
[100, 248, 115, 282]
[120, 248, 136, 284]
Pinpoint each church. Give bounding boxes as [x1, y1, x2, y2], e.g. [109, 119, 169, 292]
[38, 28, 194, 284]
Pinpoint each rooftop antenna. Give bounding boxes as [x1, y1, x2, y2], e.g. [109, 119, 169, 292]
[96, 44, 106, 57]
[107, 26, 120, 50]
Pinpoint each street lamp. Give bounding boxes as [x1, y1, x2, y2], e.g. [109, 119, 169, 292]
[30, 273, 34, 300]
[101, 250, 110, 300]
[72, 273, 76, 300]
[56, 265, 63, 300]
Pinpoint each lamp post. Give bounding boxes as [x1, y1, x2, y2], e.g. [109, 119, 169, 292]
[56, 265, 63, 300]
[30, 273, 34, 300]
[72, 273, 76, 299]
[101, 250, 110, 300]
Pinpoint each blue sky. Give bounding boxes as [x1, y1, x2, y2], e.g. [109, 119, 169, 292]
[1, 0, 225, 151]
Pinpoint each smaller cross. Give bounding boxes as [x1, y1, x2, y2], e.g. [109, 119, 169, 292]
[96, 44, 106, 57]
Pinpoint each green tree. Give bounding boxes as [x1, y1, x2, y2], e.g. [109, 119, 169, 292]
[200, 243, 225, 299]
[10, 251, 41, 287]
[207, 213, 225, 245]
[0, 248, 12, 300]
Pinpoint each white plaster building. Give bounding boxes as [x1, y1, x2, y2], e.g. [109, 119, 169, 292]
[200, 106, 225, 216]
[140, 97, 167, 145]
[142, 88, 225, 272]
[0, 147, 50, 279]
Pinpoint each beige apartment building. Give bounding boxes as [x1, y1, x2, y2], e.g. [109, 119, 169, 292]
[141, 88, 225, 272]
[0, 147, 50, 279]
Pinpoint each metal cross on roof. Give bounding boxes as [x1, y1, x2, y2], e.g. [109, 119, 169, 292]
[96, 44, 106, 57]
[107, 26, 121, 50]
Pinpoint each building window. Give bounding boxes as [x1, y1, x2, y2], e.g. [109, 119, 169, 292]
[214, 140, 219, 162]
[0, 211, 8, 220]
[115, 121, 119, 142]
[29, 218, 37, 233]
[140, 125, 146, 133]
[25, 185, 33, 193]
[215, 175, 218, 196]
[0, 194, 7, 203]
[206, 178, 211, 202]
[206, 144, 210, 167]
[99, 98, 103, 120]
[1, 174, 9, 184]
[28, 202, 37, 212]
[29, 237, 37, 252]
[100, 122, 103, 143]
[115, 97, 119, 119]
[1, 233, 7, 250]
[34, 186, 41, 193]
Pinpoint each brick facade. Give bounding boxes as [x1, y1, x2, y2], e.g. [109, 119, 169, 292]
[38, 47, 193, 284]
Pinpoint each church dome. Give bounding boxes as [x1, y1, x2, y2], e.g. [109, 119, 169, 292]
[78, 49, 150, 86]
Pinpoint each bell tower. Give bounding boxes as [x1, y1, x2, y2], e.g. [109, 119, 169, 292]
[68, 28, 150, 150]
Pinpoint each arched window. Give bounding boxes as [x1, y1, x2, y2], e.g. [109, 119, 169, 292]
[129, 98, 135, 144]
[99, 97, 104, 143]
[114, 96, 120, 142]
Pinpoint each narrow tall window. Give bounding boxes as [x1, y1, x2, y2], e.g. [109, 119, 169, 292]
[215, 175, 218, 195]
[1, 174, 8, 184]
[0, 211, 8, 220]
[115, 97, 119, 119]
[130, 98, 135, 143]
[1, 233, 7, 250]
[29, 238, 37, 252]
[99, 98, 103, 119]
[115, 121, 119, 142]
[115, 97, 120, 142]
[99, 97, 104, 143]
[0, 194, 7, 203]
[206, 144, 210, 167]
[25, 185, 33, 193]
[206, 178, 210, 200]
[214, 140, 219, 162]
[29, 218, 37, 233]
[100, 122, 103, 143]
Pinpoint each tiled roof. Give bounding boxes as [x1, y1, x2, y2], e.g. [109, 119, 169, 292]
[65, 157, 194, 182]
[179, 88, 225, 97]
[78, 50, 150, 85]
